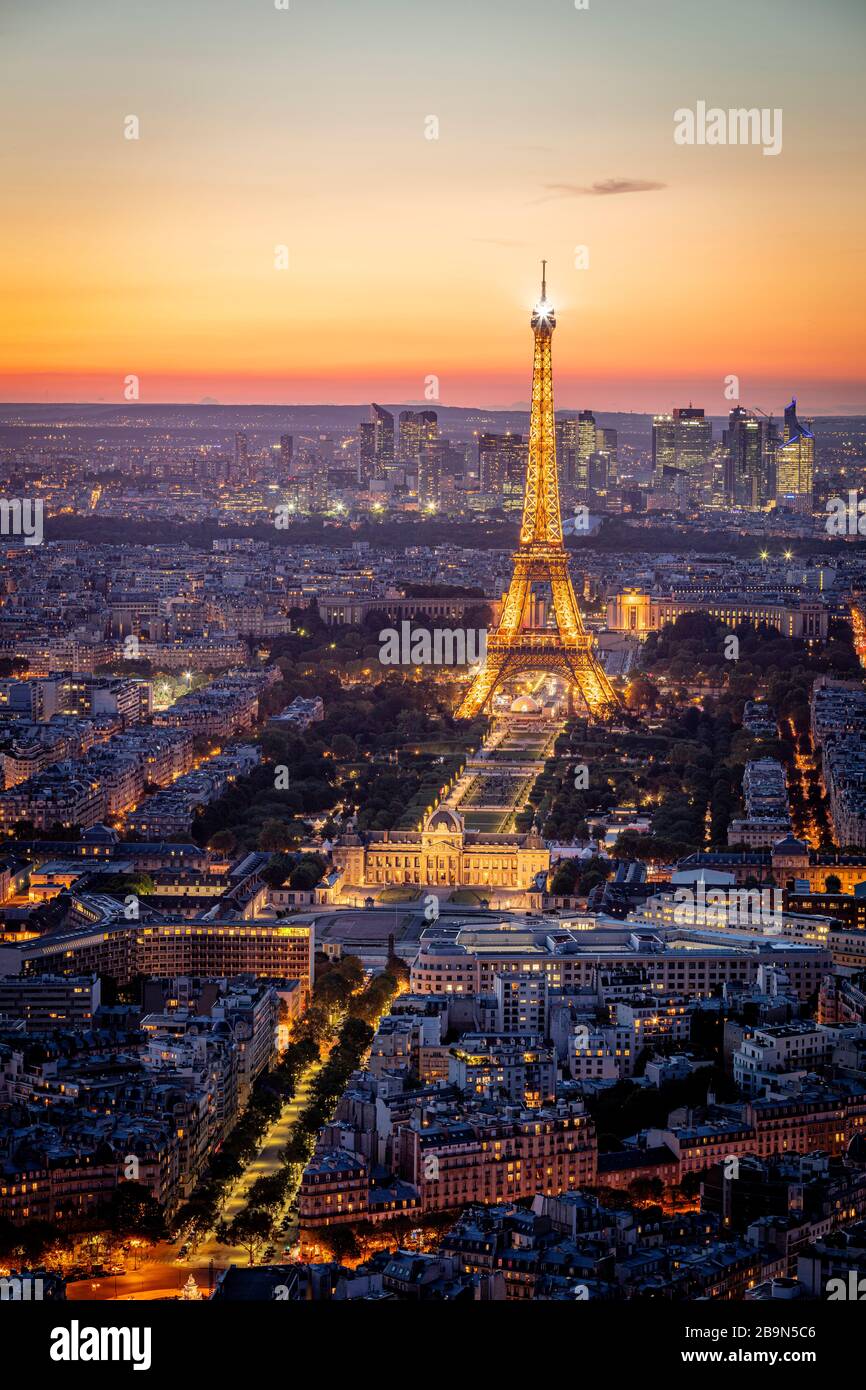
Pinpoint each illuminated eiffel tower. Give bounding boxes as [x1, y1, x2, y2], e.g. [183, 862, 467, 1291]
[456, 265, 619, 720]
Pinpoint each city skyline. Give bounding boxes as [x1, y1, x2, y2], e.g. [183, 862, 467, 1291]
[1, 0, 865, 412]
[2, 0, 866, 1328]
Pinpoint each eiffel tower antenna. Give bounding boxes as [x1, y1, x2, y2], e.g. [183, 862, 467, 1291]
[456, 269, 619, 721]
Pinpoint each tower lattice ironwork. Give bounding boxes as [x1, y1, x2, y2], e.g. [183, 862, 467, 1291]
[456, 266, 619, 720]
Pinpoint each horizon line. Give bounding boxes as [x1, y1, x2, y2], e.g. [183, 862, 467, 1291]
[0, 399, 862, 420]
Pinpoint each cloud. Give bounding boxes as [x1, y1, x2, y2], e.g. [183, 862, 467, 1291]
[532, 178, 666, 203]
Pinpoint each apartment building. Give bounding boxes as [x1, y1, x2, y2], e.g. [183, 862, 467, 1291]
[0, 973, 100, 1031]
[733, 1023, 837, 1095]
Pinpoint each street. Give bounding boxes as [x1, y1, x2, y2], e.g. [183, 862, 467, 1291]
[67, 1060, 321, 1301]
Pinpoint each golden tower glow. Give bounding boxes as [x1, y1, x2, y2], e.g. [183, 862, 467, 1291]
[457, 267, 619, 720]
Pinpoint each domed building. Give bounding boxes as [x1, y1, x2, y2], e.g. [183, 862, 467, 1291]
[425, 807, 465, 835]
[332, 804, 548, 905]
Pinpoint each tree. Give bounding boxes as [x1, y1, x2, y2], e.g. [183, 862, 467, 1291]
[258, 818, 298, 852]
[223, 1209, 273, 1265]
[208, 828, 238, 855]
[329, 732, 358, 760]
[317, 1225, 360, 1262]
[825, 874, 842, 893]
[628, 1176, 665, 1204]
[246, 1173, 290, 1213]
[0, 1217, 57, 1264]
[290, 854, 326, 890]
[678, 1169, 706, 1199]
[102, 1181, 167, 1241]
[625, 676, 659, 714]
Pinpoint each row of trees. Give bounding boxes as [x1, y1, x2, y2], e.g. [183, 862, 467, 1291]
[171, 955, 375, 1249]
[218, 964, 403, 1263]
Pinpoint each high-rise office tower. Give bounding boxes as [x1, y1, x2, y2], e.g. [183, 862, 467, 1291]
[652, 415, 677, 474]
[398, 409, 438, 464]
[358, 421, 375, 481]
[397, 410, 415, 463]
[308, 460, 329, 512]
[233, 432, 249, 483]
[577, 410, 596, 492]
[478, 432, 527, 495]
[723, 407, 762, 508]
[418, 440, 445, 508]
[588, 451, 611, 494]
[358, 404, 395, 483]
[555, 418, 578, 484]
[370, 403, 394, 475]
[279, 434, 293, 475]
[653, 410, 711, 503]
[775, 398, 814, 514]
[763, 415, 780, 504]
[596, 426, 618, 483]
[673, 407, 712, 499]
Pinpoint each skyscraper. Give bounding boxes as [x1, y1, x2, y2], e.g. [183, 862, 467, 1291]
[279, 434, 293, 475]
[775, 398, 814, 515]
[233, 432, 249, 484]
[763, 415, 781, 504]
[723, 407, 764, 508]
[652, 414, 677, 474]
[588, 451, 611, 496]
[673, 407, 712, 500]
[358, 421, 375, 481]
[577, 410, 596, 493]
[596, 426, 618, 483]
[398, 409, 438, 465]
[652, 410, 711, 504]
[418, 440, 445, 508]
[478, 432, 526, 495]
[555, 418, 578, 484]
[358, 403, 394, 482]
[371, 403, 394, 475]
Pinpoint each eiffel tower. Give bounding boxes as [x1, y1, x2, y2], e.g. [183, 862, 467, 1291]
[456, 265, 619, 720]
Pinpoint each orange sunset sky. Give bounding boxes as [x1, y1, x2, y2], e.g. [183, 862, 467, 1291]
[1, 0, 864, 413]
